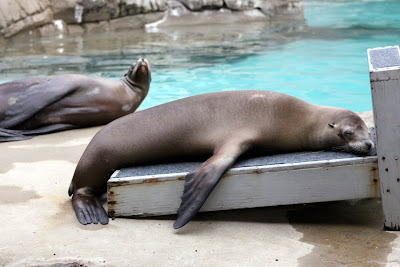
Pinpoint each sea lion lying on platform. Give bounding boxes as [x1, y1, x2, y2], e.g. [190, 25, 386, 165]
[0, 58, 151, 142]
[68, 90, 373, 228]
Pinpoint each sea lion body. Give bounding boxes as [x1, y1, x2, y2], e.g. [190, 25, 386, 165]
[69, 90, 374, 228]
[0, 58, 151, 141]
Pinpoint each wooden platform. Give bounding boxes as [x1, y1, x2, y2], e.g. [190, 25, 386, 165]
[368, 45, 400, 230]
[108, 143, 378, 217]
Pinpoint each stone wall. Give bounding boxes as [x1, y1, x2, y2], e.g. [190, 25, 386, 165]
[0, 0, 53, 38]
[0, 0, 303, 39]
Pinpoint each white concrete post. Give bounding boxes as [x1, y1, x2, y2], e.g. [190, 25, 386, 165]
[368, 45, 400, 230]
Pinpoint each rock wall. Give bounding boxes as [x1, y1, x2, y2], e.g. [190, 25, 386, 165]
[0, 0, 53, 38]
[0, 0, 303, 38]
[51, 0, 166, 24]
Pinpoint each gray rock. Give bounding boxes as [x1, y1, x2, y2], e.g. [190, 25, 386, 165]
[0, 1, 22, 23]
[81, 2, 120, 22]
[224, 0, 255, 10]
[52, 0, 118, 23]
[84, 20, 111, 32]
[0, 11, 7, 29]
[0, 0, 53, 38]
[50, 0, 76, 24]
[31, 8, 53, 25]
[50, 0, 166, 24]
[224, 0, 303, 17]
[143, 11, 166, 23]
[178, 0, 223, 11]
[146, 0, 266, 29]
[17, 0, 42, 15]
[70, 11, 163, 33]
[0, 0, 304, 38]
[77, 0, 108, 9]
[119, 0, 167, 16]
[255, 0, 303, 17]
[67, 24, 86, 35]
[38, 23, 57, 36]
[109, 15, 145, 31]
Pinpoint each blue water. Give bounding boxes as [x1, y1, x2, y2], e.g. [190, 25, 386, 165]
[0, 0, 399, 111]
[146, 0, 400, 111]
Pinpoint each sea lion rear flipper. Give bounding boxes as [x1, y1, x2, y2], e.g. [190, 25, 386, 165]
[0, 128, 32, 142]
[173, 138, 251, 229]
[0, 124, 77, 142]
[0, 79, 78, 129]
[21, 124, 77, 135]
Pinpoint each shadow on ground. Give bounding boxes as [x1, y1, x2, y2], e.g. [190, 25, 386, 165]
[135, 198, 395, 265]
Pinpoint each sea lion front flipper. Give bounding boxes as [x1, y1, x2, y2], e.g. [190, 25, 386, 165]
[71, 187, 109, 225]
[0, 79, 78, 129]
[173, 137, 252, 229]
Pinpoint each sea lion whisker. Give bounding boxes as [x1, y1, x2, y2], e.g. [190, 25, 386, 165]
[331, 146, 347, 152]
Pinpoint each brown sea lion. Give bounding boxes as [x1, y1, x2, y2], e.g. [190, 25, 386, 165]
[0, 58, 151, 142]
[68, 90, 374, 228]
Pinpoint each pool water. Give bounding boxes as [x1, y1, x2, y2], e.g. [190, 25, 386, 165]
[0, 0, 399, 112]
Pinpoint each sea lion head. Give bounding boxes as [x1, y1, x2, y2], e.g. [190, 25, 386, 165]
[323, 110, 374, 155]
[124, 58, 151, 90]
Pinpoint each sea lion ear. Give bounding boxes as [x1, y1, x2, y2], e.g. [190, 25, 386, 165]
[328, 123, 335, 128]
[125, 64, 135, 78]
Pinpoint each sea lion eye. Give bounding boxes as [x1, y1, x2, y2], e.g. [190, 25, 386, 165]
[344, 130, 353, 136]
[328, 123, 335, 128]
[340, 130, 354, 139]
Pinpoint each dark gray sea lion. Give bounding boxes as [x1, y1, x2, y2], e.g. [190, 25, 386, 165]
[68, 90, 374, 228]
[0, 58, 151, 142]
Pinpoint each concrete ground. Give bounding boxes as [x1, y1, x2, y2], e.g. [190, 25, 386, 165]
[1, 111, 400, 266]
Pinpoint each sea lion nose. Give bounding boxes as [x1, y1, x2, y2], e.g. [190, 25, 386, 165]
[137, 58, 147, 66]
[365, 140, 373, 150]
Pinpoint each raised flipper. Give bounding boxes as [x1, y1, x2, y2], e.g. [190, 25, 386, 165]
[69, 184, 109, 225]
[173, 137, 252, 229]
[0, 77, 78, 129]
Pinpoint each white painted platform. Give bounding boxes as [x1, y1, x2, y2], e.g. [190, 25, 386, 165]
[369, 45, 400, 230]
[108, 155, 379, 217]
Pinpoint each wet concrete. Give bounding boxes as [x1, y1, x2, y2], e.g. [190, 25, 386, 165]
[287, 200, 396, 266]
[0, 185, 40, 204]
[0, 127, 96, 174]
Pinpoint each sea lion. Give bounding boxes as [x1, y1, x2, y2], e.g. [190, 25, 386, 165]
[0, 58, 151, 142]
[68, 90, 374, 228]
